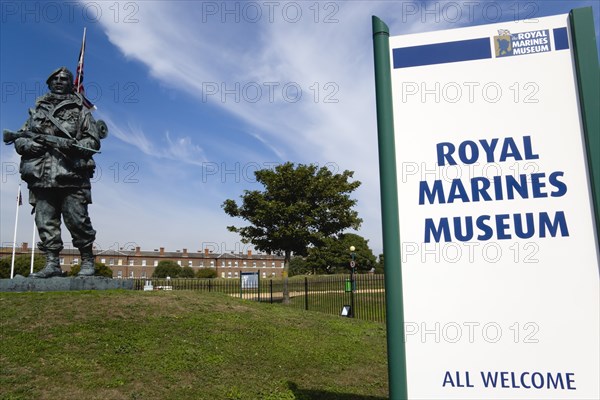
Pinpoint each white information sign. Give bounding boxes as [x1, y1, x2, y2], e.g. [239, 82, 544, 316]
[389, 14, 599, 399]
[241, 272, 259, 289]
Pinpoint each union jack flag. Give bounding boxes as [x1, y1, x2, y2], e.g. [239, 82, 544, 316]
[74, 27, 96, 110]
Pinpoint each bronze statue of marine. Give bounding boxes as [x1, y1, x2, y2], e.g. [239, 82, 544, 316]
[3, 67, 108, 278]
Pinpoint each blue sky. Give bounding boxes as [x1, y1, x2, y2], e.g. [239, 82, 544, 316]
[1, 0, 599, 256]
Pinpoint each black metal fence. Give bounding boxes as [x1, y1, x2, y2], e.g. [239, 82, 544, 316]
[133, 274, 386, 323]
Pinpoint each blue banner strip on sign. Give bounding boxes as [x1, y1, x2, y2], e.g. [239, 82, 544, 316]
[393, 38, 491, 68]
[554, 27, 570, 50]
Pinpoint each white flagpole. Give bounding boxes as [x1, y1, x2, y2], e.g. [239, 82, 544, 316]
[30, 219, 36, 274]
[10, 185, 21, 279]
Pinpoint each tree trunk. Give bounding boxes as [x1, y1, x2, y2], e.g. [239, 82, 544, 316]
[282, 250, 291, 304]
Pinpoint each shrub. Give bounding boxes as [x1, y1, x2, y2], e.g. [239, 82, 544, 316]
[0, 254, 46, 278]
[179, 266, 195, 278]
[152, 260, 182, 278]
[196, 268, 217, 279]
[68, 262, 113, 278]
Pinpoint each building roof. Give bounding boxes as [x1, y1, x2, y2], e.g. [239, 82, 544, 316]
[1, 245, 284, 261]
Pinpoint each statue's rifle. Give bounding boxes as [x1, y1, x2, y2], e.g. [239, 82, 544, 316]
[2, 130, 101, 154]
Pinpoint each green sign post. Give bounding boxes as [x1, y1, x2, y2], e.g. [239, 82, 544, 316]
[372, 15, 408, 400]
[570, 8, 600, 239]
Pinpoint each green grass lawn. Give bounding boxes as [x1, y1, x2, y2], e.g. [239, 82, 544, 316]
[0, 290, 388, 400]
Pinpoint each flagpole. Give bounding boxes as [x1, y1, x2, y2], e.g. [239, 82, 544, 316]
[30, 219, 36, 275]
[10, 185, 21, 279]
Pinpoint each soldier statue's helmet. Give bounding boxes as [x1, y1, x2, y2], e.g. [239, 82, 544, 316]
[46, 67, 74, 86]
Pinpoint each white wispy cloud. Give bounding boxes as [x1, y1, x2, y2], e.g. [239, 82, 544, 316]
[97, 110, 207, 166]
[98, 111, 153, 154]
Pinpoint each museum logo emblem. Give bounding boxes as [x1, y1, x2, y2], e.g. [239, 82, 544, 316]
[494, 29, 551, 57]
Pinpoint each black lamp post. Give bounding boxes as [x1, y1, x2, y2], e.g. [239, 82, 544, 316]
[349, 245, 356, 318]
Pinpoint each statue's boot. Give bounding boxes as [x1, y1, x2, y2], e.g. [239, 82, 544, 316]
[30, 252, 62, 278]
[78, 246, 95, 277]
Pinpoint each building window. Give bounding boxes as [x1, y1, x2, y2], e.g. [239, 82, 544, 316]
[109, 258, 115, 266]
[117, 271, 122, 278]
[118, 259, 123, 266]
[228, 261, 232, 267]
[253, 262, 256, 267]
[262, 262, 266, 268]
[129, 260, 134, 266]
[72, 258, 79, 265]
[242, 261, 247, 268]
[177, 261, 182, 266]
[234, 272, 238, 277]
[262, 272, 266, 278]
[221, 272, 225, 278]
[271, 262, 275, 268]
[210, 261, 215, 267]
[281, 262, 285, 268]
[100, 258, 106, 264]
[199, 261, 204, 267]
[129, 271, 134, 279]
[142, 259, 147, 266]
[153, 260, 158, 267]
[234, 261, 238, 267]
[221, 261, 225, 267]
[141, 272, 147, 279]
[188, 261, 193, 267]
[60, 258, 65, 265]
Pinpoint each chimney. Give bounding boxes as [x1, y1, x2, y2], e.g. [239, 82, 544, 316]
[160, 247, 165, 256]
[21, 242, 28, 252]
[135, 246, 141, 256]
[183, 248, 188, 256]
[204, 248, 209, 256]
[247, 249, 252, 257]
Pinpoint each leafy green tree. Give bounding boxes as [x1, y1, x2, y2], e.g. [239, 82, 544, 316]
[196, 268, 217, 278]
[288, 256, 310, 276]
[69, 262, 114, 278]
[152, 260, 181, 278]
[223, 162, 362, 301]
[305, 233, 377, 274]
[179, 266, 195, 278]
[0, 254, 46, 278]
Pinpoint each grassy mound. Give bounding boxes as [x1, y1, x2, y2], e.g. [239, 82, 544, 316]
[0, 290, 388, 400]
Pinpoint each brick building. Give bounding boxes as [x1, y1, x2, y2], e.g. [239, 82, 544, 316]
[0, 243, 285, 279]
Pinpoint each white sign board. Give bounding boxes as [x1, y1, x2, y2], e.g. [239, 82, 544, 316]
[390, 14, 599, 399]
[241, 272, 259, 289]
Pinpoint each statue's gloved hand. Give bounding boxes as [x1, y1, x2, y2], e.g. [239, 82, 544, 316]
[16, 140, 46, 157]
[29, 142, 46, 156]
